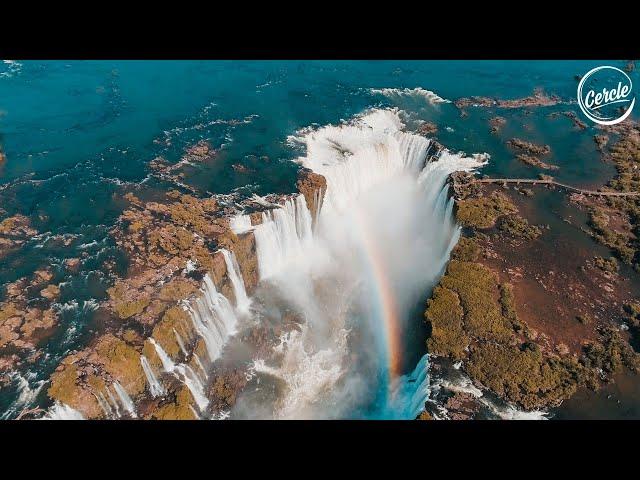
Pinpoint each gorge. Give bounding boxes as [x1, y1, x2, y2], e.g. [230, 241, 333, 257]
[42, 108, 488, 419]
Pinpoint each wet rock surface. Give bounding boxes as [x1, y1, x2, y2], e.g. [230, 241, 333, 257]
[148, 141, 218, 195]
[296, 168, 327, 223]
[549, 111, 588, 130]
[507, 138, 558, 171]
[507, 138, 551, 157]
[455, 88, 560, 110]
[444, 392, 481, 420]
[0, 214, 37, 259]
[40, 139, 329, 419]
[489, 116, 506, 134]
[417, 121, 438, 135]
[0, 268, 61, 378]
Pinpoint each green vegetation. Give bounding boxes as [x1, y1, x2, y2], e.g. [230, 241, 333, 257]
[623, 302, 640, 347]
[499, 282, 523, 332]
[498, 215, 542, 239]
[114, 298, 149, 319]
[585, 124, 640, 270]
[148, 225, 194, 255]
[47, 362, 80, 408]
[48, 333, 148, 419]
[159, 279, 197, 302]
[95, 334, 146, 394]
[450, 236, 481, 262]
[425, 285, 467, 360]
[107, 283, 151, 320]
[439, 261, 513, 343]
[593, 256, 619, 273]
[581, 326, 640, 386]
[466, 342, 584, 410]
[455, 192, 517, 229]
[424, 259, 640, 410]
[588, 206, 635, 264]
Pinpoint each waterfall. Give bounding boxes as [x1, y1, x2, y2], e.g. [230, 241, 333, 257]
[433, 371, 548, 420]
[174, 328, 189, 357]
[113, 381, 137, 418]
[372, 354, 431, 420]
[395, 131, 432, 173]
[42, 402, 85, 420]
[140, 355, 165, 397]
[149, 338, 176, 372]
[252, 195, 314, 280]
[230, 214, 253, 234]
[0, 372, 46, 420]
[193, 353, 208, 380]
[150, 338, 209, 412]
[184, 274, 238, 363]
[172, 363, 209, 412]
[95, 391, 115, 419]
[237, 108, 488, 419]
[221, 248, 251, 312]
[106, 386, 122, 418]
[290, 110, 432, 215]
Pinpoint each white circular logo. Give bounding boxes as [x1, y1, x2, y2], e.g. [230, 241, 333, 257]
[577, 65, 635, 125]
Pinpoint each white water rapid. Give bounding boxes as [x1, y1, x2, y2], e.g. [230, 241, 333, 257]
[230, 108, 487, 419]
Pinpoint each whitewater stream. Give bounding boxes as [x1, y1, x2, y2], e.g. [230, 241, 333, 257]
[224, 109, 487, 419]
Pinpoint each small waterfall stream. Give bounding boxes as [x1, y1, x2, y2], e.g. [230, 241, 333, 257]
[184, 274, 239, 363]
[140, 355, 165, 397]
[113, 381, 137, 418]
[221, 248, 251, 311]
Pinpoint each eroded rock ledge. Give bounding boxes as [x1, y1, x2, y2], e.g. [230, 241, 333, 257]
[44, 162, 327, 419]
[0, 268, 61, 386]
[0, 215, 37, 259]
[296, 168, 327, 224]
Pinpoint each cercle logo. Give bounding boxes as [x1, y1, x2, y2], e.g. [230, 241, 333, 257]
[577, 65, 635, 125]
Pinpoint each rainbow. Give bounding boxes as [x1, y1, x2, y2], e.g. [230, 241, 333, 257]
[350, 207, 403, 380]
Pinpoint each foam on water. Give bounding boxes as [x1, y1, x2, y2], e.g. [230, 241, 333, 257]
[370, 87, 451, 105]
[433, 371, 548, 420]
[42, 403, 85, 420]
[240, 108, 488, 419]
[0, 372, 46, 420]
[252, 326, 348, 419]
